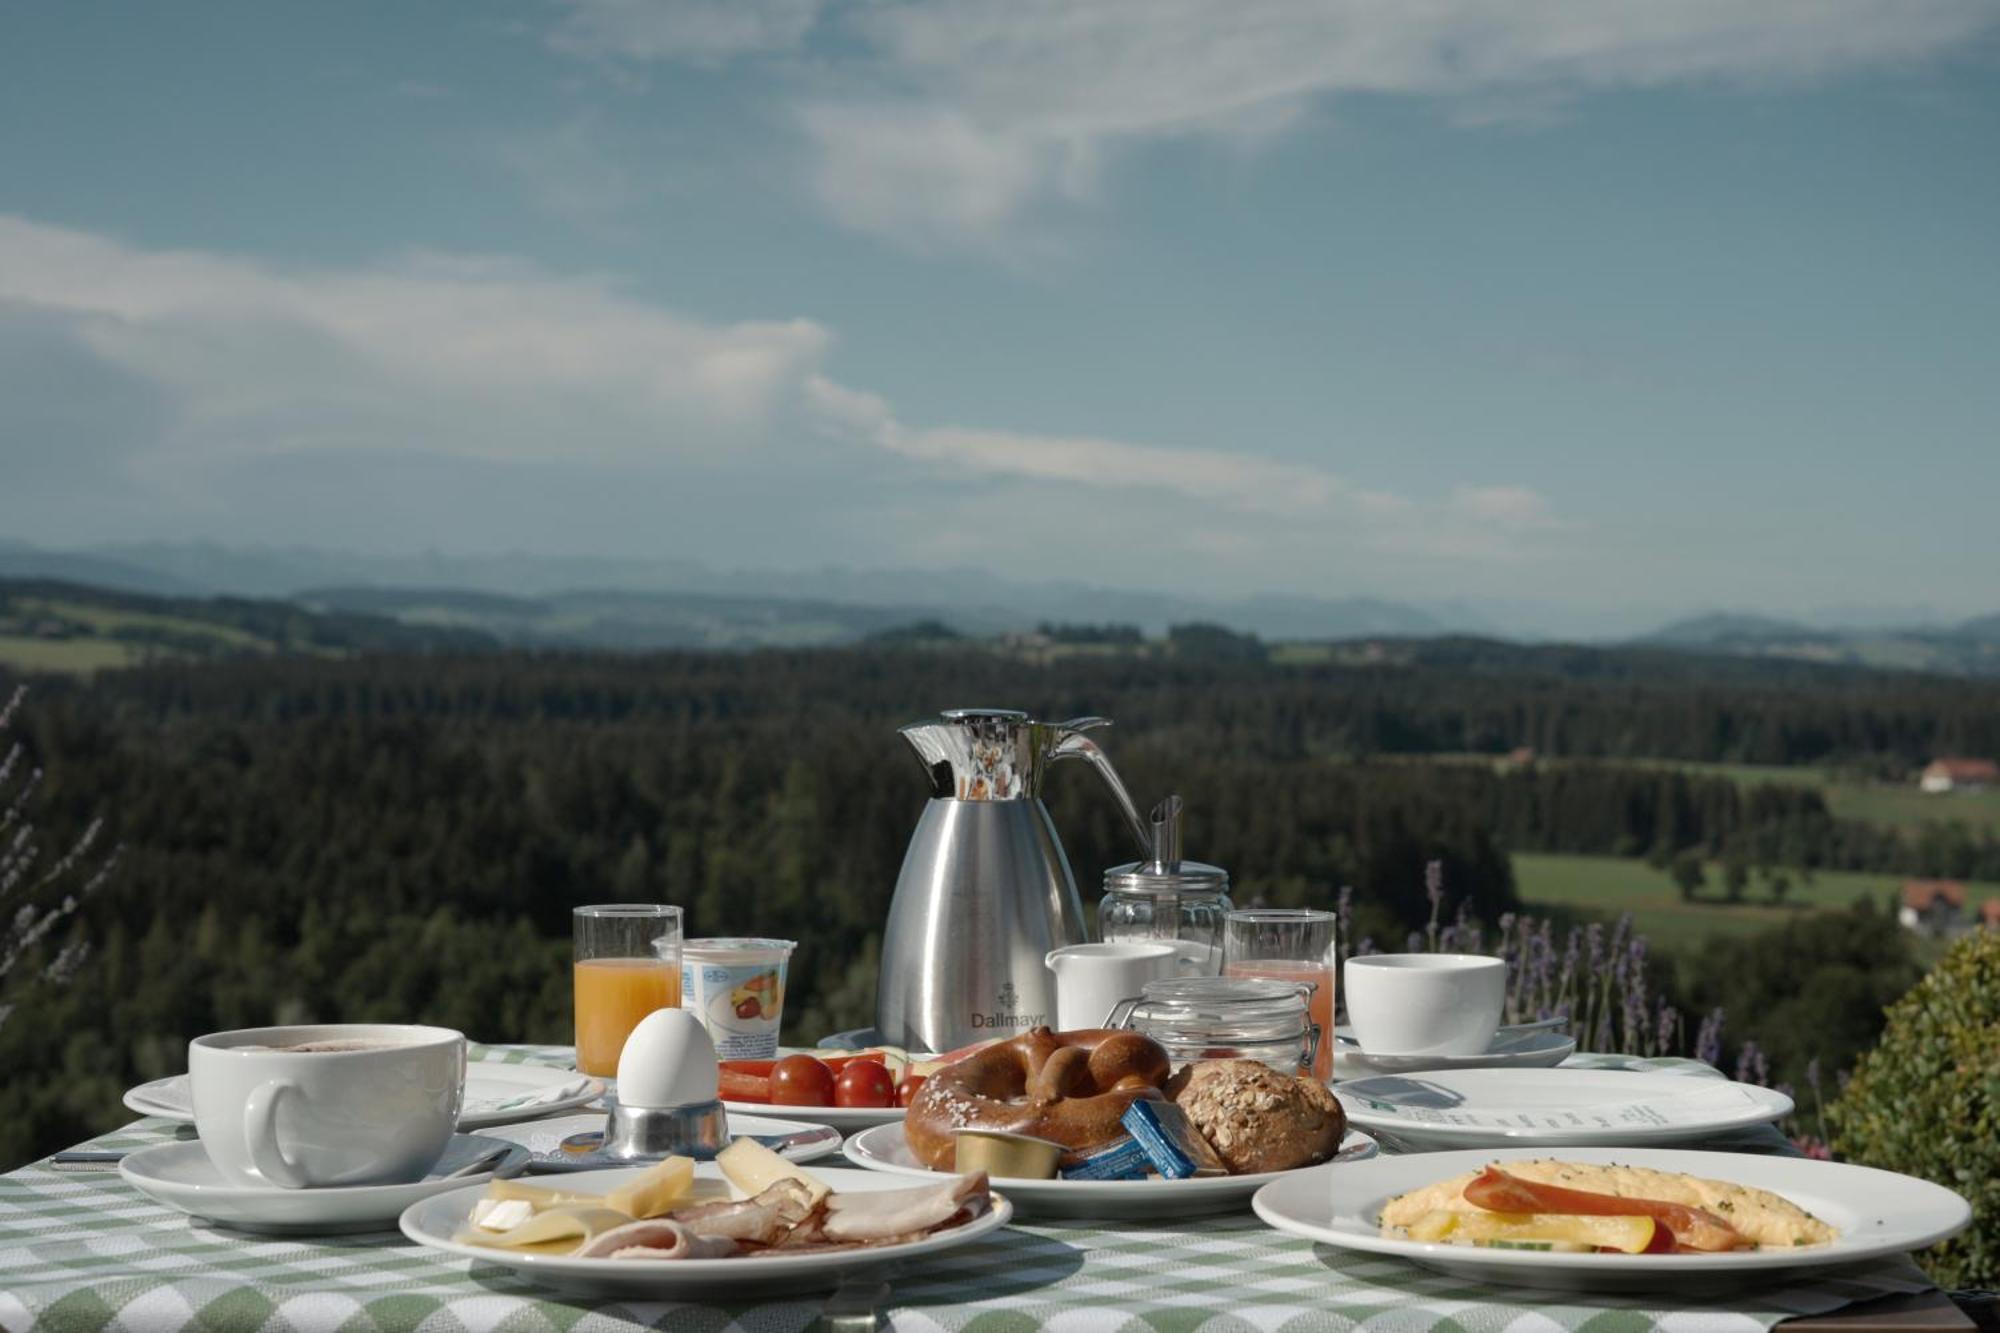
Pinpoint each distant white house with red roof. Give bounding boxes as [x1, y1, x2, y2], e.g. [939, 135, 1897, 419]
[1899, 879, 1968, 935]
[1918, 757, 1999, 794]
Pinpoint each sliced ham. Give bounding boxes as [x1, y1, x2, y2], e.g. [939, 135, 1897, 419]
[820, 1172, 990, 1243]
[667, 1178, 820, 1245]
[575, 1219, 740, 1260]
[1462, 1166, 1749, 1252]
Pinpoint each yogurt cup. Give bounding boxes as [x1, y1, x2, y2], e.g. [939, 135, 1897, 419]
[679, 938, 796, 1061]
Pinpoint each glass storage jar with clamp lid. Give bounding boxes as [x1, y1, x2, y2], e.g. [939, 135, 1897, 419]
[1096, 795, 1232, 975]
[1107, 975, 1317, 1075]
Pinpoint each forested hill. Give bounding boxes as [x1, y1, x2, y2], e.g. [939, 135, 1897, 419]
[59, 642, 2000, 766]
[0, 577, 495, 671]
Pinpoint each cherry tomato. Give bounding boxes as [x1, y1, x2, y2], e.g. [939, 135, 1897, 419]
[833, 1060, 896, 1109]
[769, 1054, 835, 1107]
[896, 1074, 927, 1107]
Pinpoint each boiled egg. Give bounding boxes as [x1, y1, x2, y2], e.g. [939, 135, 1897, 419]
[615, 1008, 720, 1108]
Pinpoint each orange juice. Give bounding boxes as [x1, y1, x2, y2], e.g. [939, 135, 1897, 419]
[573, 957, 681, 1077]
[1224, 959, 1335, 1082]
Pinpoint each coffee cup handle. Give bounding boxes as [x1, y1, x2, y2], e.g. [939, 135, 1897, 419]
[243, 1079, 309, 1189]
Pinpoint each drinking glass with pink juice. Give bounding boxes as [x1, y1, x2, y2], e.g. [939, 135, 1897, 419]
[1222, 908, 1335, 1082]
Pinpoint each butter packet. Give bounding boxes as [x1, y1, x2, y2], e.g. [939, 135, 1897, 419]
[1059, 1135, 1151, 1181]
[1121, 1099, 1227, 1179]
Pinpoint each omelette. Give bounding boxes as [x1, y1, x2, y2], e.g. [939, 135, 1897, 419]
[1381, 1159, 1837, 1251]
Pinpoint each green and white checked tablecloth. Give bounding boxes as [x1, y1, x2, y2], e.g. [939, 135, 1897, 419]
[0, 1046, 1937, 1333]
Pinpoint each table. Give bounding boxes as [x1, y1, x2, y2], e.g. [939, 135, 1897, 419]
[0, 1046, 1958, 1333]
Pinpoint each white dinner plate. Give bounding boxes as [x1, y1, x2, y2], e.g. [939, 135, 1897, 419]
[1333, 1027, 1576, 1079]
[400, 1163, 1011, 1297]
[1252, 1146, 1971, 1294]
[124, 1065, 606, 1130]
[720, 1099, 905, 1131]
[477, 1112, 843, 1170]
[1337, 1069, 1792, 1149]
[841, 1120, 1378, 1219]
[120, 1134, 532, 1235]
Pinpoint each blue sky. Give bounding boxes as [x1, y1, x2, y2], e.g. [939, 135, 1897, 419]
[3, 1, 1997, 632]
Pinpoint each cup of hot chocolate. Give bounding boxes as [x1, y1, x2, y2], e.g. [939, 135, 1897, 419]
[188, 1024, 465, 1189]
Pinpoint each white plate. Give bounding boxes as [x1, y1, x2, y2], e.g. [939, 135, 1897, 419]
[120, 1134, 531, 1235]
[1338, 1069, 1792, 1149]
[124, 1065, 606, 1130]
[400, 1163, 1011, 1297]
[1333, 1027, 1576, 1078]
[477, 1112, 844, 1169]
[841, 1121, 1378, 1219]
[720, 1099, 905, 1131]
[1252, 1146, 1971, 1294]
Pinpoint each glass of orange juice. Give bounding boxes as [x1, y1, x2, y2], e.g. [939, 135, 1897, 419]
[573, 904, 684, 1078]
[1222, 908, 1335, 1083]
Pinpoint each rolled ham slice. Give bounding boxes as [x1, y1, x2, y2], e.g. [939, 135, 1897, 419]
[575, 1219, 740, 1261]
[667, 1178, 820, 1245]
[1462, 1166, 1749, 1252]
[820, 1172, 990, 1244]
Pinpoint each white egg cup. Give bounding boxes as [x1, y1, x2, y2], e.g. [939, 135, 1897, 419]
[577, 1007, 732, 1163]
[601, 1097, 731, 1161]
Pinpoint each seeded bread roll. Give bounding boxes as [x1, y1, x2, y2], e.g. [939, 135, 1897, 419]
[1163, 1060, 1346, 1175]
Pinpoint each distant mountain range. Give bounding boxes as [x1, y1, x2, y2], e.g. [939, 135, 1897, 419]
[1640, 611, 2000, 676]
[0, 539, 1486, 646]
[4, 539, 1999, 670]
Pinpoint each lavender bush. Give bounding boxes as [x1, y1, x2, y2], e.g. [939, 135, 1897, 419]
[0, 685, 119, 1030]
[1338, 859, 1719, 1062]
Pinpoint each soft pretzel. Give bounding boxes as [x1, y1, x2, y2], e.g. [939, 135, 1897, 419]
[904, 1027, 1171, 1169]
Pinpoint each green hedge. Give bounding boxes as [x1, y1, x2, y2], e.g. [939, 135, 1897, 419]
[1827, 928, 1999, 1288]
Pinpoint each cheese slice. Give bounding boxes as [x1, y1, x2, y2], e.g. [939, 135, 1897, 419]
[482, 1178, 610, 1208]
[605, 1156, 694, 1219]
[454, 1204, 634, 1253]
[716, 1138, 829, 1206]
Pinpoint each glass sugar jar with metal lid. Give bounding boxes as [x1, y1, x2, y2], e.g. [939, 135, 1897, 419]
[1096, 795, 1233, 975]
[1108, 976, 1314, 1074]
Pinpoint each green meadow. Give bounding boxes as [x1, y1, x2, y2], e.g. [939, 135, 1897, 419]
[1511, 850, 2000, 948]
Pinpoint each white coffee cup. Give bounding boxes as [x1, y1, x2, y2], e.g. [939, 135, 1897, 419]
[1045, 942, 1181, 1031]
[1342, 954, 1506, 1057]
[189, 1024, 465, 1189]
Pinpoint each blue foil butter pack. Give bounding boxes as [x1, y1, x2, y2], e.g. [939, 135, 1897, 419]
[1058, 1135, 1150, 1181]
[1121, 1099, 1228, 1180]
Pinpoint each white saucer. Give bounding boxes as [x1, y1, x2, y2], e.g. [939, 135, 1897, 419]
[401, 1162, 1011, 1298]
[842, 1121, 1377, 1219]
[124, 1065, 605, 1129]
[719, 1098, 905, 1131]
[1337, 1068, 1793, 1150]
[120, 1134, 532, 1234]
[477, 1112, 844, 1169]
[1333, 1027, 1576, 1078]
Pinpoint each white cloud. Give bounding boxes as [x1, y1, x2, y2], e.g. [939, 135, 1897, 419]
[1449, 484, 1560, 529]
[545, 0, 1998, 250]
[0, 214, 1562, 572]
[0, 216, 828, 467]
[549, 0, 822, 64]
[491, 117, 641, 230]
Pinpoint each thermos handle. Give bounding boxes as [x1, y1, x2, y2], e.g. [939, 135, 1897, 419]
[1048, 720, 1152, 854]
